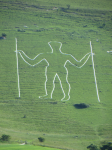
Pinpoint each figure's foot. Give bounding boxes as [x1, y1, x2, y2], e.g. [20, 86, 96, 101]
[39, 95, 52, 99]
[61, 96, 70, 101]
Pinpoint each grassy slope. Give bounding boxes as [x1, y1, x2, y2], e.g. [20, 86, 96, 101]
[0, 144, 60, 150]
[0, 0, 112, 149]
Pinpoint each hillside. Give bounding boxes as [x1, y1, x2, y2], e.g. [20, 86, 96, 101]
[0, 0, 112, 149]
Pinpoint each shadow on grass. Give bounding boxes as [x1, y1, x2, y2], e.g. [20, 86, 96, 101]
[74, 103, 89, 109]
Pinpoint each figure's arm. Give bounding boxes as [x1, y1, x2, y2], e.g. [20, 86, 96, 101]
[15, 50, 46, 66]
[67, 52, 94, 68]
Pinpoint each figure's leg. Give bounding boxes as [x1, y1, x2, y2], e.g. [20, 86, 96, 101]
[39, 72, 55, 99]
[57, 72, 71, 101]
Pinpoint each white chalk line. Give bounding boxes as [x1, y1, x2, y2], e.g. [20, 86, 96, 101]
[90, 41, 100, 102]
[48, 41, 92, 101]
[15, 39, 94, 101]
[48, 41, 92, 68]
[15, 38, 20, 97]
[20, 143, 25, 145]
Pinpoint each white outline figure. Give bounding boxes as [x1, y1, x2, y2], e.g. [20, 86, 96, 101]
[15, 39, 94, 101]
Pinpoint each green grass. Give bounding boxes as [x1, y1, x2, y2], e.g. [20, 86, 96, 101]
[0, 144, 60, 150]
[0, 0, 112, 150]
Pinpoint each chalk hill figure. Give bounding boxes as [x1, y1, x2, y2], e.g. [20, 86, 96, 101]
[16, 41, 93, 101]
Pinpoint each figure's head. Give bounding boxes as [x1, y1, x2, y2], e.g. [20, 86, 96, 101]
[48, 41, 62, 53]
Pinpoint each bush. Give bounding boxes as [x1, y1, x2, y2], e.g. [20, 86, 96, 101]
[100, 142, 112, 150]
[87, 144, 99, 150]
[87, 142, 112, 150]
[17, 29, 25, 32]
[0, 134, 11, 141]
[38, 137, 45, 142]
[23, 115, 26, 118]
[2, 33, 7, 37]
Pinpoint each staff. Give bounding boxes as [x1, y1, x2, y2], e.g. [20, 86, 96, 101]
[90, 41, 100, 102]
[15, 38, 20, 97]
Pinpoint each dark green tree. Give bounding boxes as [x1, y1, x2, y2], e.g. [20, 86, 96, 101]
[1, 134, 11, 141]
[38, 137, 45, 142]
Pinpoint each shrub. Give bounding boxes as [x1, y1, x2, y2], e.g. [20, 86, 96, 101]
[100, 142, 112, 150]
[17, 29, 25, 32]
[87, 144, 99, 150]
[2, 33, 7, 37]
[38, 137, 45, 142]
[87, 142, 112, 150]
[0, 134, 11, 141]
[23, 115, 26, 118]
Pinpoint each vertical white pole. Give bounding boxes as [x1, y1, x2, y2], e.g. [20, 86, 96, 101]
[15, 38, 20, 97]
[90, 41, 100, 102]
